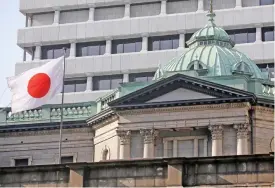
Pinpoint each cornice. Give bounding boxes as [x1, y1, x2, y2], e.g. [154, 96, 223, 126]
[252, 106, 274, 113]
[0, 127, 93, 137]
[91, 115, 118, 130]
[117, 102, 250, 116]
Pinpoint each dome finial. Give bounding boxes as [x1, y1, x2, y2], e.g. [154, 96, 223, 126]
[207, 0, 216, 26]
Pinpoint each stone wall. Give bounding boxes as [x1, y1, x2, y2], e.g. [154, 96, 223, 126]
[253, 106, 274, 154]
[0, 154, 273, 187]
[0, 127, 94, 167]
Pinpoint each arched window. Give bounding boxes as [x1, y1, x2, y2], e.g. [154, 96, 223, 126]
[232, 61, 252, 75]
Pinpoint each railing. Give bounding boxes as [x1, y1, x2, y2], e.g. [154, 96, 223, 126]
[97, 89, 119, 111]
[2, 103, 95, 125]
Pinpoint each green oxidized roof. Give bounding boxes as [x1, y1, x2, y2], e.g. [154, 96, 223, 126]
[153, 12, 266, 80]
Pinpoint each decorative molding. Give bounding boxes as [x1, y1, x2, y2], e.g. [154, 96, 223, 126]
[140, 129, 159, 144]
[7, 109, 42, 122]
[0, 127, 93, 137]
[234, 123, 250, 139]
[91, 115, 118, 130]
[208, 125, 223, 140]
[252, 106, 274, 113]
[50, 106, 93, 118]
[117, 130, 131, 145]
[117, 103, 250, 116]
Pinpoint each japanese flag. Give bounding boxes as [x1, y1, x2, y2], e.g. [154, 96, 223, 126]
[7, 57, 64, 114]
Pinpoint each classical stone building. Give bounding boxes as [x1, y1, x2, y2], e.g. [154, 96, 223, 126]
[0, 7, 274, 187]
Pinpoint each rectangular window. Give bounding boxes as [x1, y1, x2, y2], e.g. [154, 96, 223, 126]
[260, 0, 274, 5]
[129, 72, 155, 82]
[177, 140, 194, 157]
[167, 0, 198, 14]
[148, 35, 179, 51]
[203, 0, 236, 10]
[198, 139, 205, 157]
[226, 28, 256, 44]
[167, 140, 173, 157]
[130, 132, 144, 159]
[14, 158, 29, 167]
[185, 33, 194, 48]
[31, 12, 54, 26]
[76, 41, 106, 57]
[112, 38, 142, 54]
[94, 5, 124, 21]
[60, 9, 89, 24]
[93, 75, 123, 90]
[262, 27, 274, 42]
[63, 78, 87, 93]
[257, 63, 274, 78]
[61, 156, 74, 164]
[41, 44, 70, 59]
[130, 2, 161, 17]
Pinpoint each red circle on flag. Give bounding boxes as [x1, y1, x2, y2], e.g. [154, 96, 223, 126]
[27, 73, 51, 98]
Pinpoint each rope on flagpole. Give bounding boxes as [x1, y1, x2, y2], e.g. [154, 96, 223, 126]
[58, 49, 66, 164]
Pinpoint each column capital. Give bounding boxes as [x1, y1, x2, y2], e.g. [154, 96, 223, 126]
[208, 125, 223, 140]
[140, 129, 159, 144]
[117, 130, 131, 145]
[234, 124, 250, 139]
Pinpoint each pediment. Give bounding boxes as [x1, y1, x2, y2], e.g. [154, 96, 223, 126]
[147, 88, 215, 103]
[109, 74, 255, 108]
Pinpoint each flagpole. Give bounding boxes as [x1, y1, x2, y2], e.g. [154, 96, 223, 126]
[58, 48, 66, 164]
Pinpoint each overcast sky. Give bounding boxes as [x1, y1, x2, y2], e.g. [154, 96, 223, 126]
[0, 1, 24, 107]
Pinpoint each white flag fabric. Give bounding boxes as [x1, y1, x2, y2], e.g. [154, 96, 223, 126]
[7, 57, 64, 114]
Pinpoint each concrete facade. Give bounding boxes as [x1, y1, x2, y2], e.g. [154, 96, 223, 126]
[16, 0, 274, 104]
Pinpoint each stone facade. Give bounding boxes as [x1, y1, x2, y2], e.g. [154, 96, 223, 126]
[0, 154, 273, 187]
[0, 127, 94, 167]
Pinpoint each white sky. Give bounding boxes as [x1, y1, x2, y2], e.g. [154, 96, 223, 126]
[0, 1, 24, 107]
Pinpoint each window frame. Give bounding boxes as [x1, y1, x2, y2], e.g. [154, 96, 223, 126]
[260, 0, 274, 5]
[10, 156, 32, 167]
[55, 153, 77, 164]
[163, 136, 208, 157]
[148, 35, 179, 51]
[63, 78, 87, 93]
[41, 44, 70, 59]
[93, 74, 123, 91]
[76, 41, 106, 57]
[226, 28, 256, 44]
[262, 27, 274, 42]
[111, 38, 142, 54]
[129, 72, 155, 82]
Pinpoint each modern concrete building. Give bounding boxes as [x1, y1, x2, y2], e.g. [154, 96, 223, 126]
[16, 0, 274, 105]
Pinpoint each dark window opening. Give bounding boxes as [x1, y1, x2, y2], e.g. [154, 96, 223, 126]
[260, 0, 274, 5]
[112, 38, 142, 54]
[129, 72, 155, 82]
[262, 27, 274, 42]
[14, 158, 29, 166]
[76, 41, 106, 57]
[226, 28, 256, 44]
[148, 35, 179, 51]
[41, 44, 70, 59]
[63, 79, 87, 93]
[93, 75, 123, 90]
[61, 156, 74, 164]
[185, 33, 194, 48]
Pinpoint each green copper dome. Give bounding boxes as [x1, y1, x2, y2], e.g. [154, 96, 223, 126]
[153, 12, 266, 80]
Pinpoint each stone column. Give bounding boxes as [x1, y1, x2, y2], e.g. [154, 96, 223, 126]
[53, 10, 60, 25]
[256, 26, 262, 42]
[69, 42, 76, 58]
[105, 39, 112, 55]
[124, 4, 130, 18]
[235, 0, 242, 8]
[140, 129, 159, 158]
[89, 7, 95, 21]
[234, 124, 250, 155]
[27, 15, 32, 27]
[160, 0, 167, 15]
[123, 73, 129, 83]
[86, 76, 93, 91]
[34, 45, 41, 60]
[141, 34, 148, 52]
[179, 33, 186, 49]
[197, 0, 204, 12]
[208, 125, 223, 156]
[117, 130, 131, 159]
